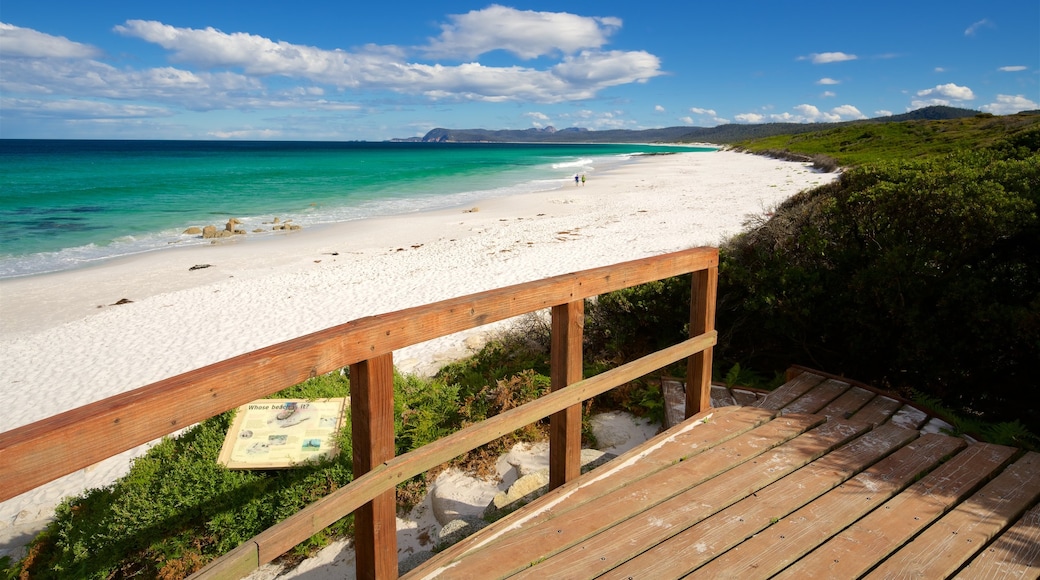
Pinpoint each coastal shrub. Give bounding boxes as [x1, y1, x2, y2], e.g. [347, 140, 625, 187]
[583, 276, 691, 363]
[718, 147, 1040, 432]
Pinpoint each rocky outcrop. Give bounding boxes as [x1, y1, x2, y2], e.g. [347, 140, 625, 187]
[186, 217, 301, 240]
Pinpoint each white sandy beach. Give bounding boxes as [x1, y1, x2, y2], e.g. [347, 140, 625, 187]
[0, 149, 837, 569]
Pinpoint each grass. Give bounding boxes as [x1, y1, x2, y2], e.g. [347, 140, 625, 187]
[734, 111, 1040, 166]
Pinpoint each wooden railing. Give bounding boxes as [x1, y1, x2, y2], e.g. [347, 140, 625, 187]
[0, 247, 718, 579]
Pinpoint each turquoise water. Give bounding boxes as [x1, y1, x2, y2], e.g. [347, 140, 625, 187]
[0, 140, 710, 278]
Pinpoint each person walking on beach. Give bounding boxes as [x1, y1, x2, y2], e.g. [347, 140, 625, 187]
[581, 174, 586, 186]
[574, 174, 580, 186]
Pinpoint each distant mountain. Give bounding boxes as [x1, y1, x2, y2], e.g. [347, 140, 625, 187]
[402, 106, 983, 145]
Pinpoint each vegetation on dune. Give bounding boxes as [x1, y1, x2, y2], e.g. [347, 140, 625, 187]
[616, 112, 1040, 440]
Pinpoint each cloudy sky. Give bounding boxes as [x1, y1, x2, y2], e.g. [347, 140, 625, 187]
[1, 1, 1037, 140]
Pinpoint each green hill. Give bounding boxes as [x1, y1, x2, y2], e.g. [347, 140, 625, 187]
[409, 106, 985, 145]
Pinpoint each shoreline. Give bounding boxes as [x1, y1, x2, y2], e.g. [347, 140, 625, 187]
[0, 149, 838, 558]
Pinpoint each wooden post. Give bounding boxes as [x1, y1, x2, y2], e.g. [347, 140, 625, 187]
[349, 354, 397, 580]
[686, 267, 717, 417]
[550, 300, 584, 489]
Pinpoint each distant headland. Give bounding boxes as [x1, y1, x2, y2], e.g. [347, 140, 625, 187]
[392, 105, 988, 144]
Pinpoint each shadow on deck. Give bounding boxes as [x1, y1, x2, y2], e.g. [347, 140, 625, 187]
[404, 369, 1040, 579]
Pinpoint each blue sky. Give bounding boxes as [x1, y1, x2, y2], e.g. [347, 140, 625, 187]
[1, 1, 1037, 140]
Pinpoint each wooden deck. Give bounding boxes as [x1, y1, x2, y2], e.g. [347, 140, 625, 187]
[404, 370, 1040, 579]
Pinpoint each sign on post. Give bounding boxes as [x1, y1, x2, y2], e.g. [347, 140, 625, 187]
[217, 398, 348, 469]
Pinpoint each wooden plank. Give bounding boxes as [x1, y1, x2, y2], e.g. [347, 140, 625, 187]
[956, 502, 1040, 579]
[603, 423, 921, 579]
[780, 379, 850, 415]
[549, 300, 584, 489]
[511, 419, 871, 579]
[865, 452, 1040, 579]
[710, 384, 738, 408]
[406, 406, 773, 576]
[188, 541, 258, 580]
[347, 354, 397, 580]
[817, 385, 876, 420]
[773, 442, 1019, 580]
[686, 266, 718, 417]
[0, 247, 719, 502]
[201, 332, 718, 576]
[408, 413, 828, 579]
[681, 432, 967, 579]
[848, 394, 903, 426]
[889, 403, 930, 429]
[731, 388, 764, 407]
[754, 372, 826, 411]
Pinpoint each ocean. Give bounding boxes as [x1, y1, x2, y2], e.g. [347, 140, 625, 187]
[0, 140, 710, 279]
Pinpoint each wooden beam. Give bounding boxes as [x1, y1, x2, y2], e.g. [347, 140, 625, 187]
[550, 301, 584, 489]
[348, 354, 397, 580]
[686, 265, 718, 417]
[0, 247, 717, 502]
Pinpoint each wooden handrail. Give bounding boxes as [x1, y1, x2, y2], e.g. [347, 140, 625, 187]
[194, 331, 717, 578]
[0, 246, 719, 579]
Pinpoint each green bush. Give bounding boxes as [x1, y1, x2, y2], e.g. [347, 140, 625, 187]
[719, 147, 1040, 431]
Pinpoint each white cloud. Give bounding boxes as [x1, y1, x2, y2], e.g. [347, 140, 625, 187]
[0, 22, 102, 59]
[114, 20, 382, 81]
[1, 56, 262, 110]
[112, 19, 661, 103]
[1, 97, 173, 119]
[965, 19, 994, 37]
[999, 65, 1027, 72]
[423, 5, 621, 60]
[208, 128, 283, 139]
[735, 112, 765, 123]
[832, 104, 866, 119]
[875, 110, 894, 117]
[980, 94, 1039, 115]
[912, 83, 976, 108]
[551, 50, 662, 88]
[821, 91, 836, 98]
[917, 83, 975, 100]
[679, 116, 694, 124]
[935, 67, 947, 73]
[801, 52, 857, 64]
[525, 111, 551, 126]
[735, 104, 865, 124]
[817, 77, 840, 85]
[685, 107, 728, 126]
[654, 104, 665, 112]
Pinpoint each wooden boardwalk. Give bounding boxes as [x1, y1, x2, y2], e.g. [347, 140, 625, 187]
[404, 370, 1040, 579]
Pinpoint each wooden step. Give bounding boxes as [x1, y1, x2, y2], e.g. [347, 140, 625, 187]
[408, 413, 830, 579]
[682, 432, 968, 579]
[411, 407, 772, 572]
[772, 442, 1019, 579]
[817, 385, 876, 421]
[847, 394, 903, 426]
[779, 379, 850, 415]
[509, 418, 870, 578]
[864, 451, 1040, 579]
[754, 372, 826, 410]
[602, 423, 922, 579]
[955, 501, 1040, 579]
